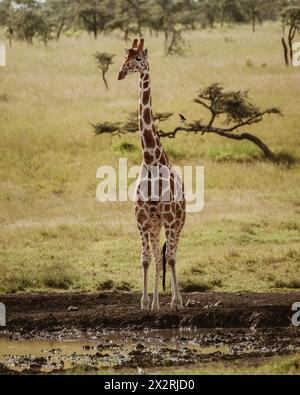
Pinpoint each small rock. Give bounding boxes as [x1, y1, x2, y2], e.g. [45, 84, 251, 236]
[136, 344, 145, 350]
[68, 306, 79, 312]
[83, 345, 91, 351]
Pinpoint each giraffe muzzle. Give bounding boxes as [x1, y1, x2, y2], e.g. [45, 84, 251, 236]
[117, 69, 127, 80]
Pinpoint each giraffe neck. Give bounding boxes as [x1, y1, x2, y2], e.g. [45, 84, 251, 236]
[139, 68, 170, 167]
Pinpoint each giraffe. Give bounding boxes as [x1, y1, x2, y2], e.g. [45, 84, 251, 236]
[117, 38, 186, 312]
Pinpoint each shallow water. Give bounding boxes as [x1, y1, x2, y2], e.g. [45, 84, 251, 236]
[0, 328, 298, 374]
[0, 329, 229, 373]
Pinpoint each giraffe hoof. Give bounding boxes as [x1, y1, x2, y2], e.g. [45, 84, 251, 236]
[171, 299, 183, 311]
[151, 303, 160, 313]
[141, 299, 150, 312]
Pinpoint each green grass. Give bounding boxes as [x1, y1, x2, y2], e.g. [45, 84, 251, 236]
[149, 353, 300, 375]
[69, 353, 300, 375]
[0, 24, 299, 294]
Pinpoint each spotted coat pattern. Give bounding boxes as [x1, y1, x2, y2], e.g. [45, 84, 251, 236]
[118, 39, 185, 311]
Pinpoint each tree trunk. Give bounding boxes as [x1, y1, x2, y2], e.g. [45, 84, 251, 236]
[124, 29, 129, 43]
[56, 19, 65, 41]
[164, 30, 168, 56]
[238, 133, 276, 161]
[282, 37, 289, 66]
[252, 12, 256, 33]
[288, 25, 296, 66]
[93, 13, 98, 39]
[102, 71, 108, 90]
[202, 129, 277, 161]
[221, 9, 225, 28]
[170, 126, 277, 162]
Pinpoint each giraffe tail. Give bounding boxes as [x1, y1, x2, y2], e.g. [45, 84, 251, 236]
[162, 242, 167, 292]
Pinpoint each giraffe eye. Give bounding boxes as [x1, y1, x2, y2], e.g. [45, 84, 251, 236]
[136, 56, 142, 62]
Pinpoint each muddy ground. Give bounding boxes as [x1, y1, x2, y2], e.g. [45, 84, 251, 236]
[0, 292, 300, 375]
[1, 292, 299, 333]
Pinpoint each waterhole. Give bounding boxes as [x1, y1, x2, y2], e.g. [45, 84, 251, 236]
[0, 328, 298, 374]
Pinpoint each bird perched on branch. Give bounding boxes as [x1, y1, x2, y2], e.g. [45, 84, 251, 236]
[179, 114, 187, 123]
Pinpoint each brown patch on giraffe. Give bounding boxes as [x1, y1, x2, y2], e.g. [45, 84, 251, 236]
[163, 204, 171, 213]
[144, 129, 156, 149]
[144, 151, 154, 165]
[155, 147, 161, 159]
[174, 220, 183, 229]
[143, 81, 149, 89]
[175, 211, 183, 222]
[143, 89, 151, 105]
[144, 108, 151, 125]
[160, 153, 169, 166]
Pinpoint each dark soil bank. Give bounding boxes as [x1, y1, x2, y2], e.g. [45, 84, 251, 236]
[1, 292, 299, 334]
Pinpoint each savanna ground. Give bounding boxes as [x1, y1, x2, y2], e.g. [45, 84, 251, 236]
[0, 23, 300, 374]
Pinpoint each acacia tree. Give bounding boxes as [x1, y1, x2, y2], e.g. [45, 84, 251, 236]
[3, 0, 55, 45]
[222, 0, 248, 25]
[162, 84, 282, 162]
[154, 0, 193, 56]
[0, 0, 15, 46]
[77, 0, 112, 39]
[93, 84, 283, 162]
[281, 6, 300, 66]
[198, 0, 221, 28]
[107, 0, 150, 42]
[46, 0, 77, 40]
[94, 52, 115, 90]
[13, 1, 44, 45]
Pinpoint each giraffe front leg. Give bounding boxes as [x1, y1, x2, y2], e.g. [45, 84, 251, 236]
[140, 232, 151, 312]
[141, 259, 150, 311]
[150, 228, 162, 313]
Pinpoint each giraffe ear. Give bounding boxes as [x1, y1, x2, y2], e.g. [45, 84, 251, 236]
[132, 39, 138, 49]
[142, 49, 148, 58]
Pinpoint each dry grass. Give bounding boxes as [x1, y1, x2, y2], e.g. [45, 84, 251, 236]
[0, 24, 299, 293]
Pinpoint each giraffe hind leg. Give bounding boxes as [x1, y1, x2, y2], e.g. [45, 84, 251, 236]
[165, 228, 183, 311]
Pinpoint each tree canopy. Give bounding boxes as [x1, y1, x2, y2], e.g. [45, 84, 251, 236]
[0, 0, 297, 46]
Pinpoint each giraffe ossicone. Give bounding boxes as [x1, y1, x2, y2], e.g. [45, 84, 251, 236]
[117, 38, 186, 312]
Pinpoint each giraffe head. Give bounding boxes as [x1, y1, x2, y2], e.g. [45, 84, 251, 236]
[117, 38, 148, 81]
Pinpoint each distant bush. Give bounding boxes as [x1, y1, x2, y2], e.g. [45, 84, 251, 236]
[180, 278, 212, 293]
[97, 279, 133, 292]
[42, 262, 78, 290]
[274, 280, 300, 289]
[276, 150, 298, 168]
[115, 281, 133, 292]
[117, 142, 138, 153]
[97, 280, 114, 291]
